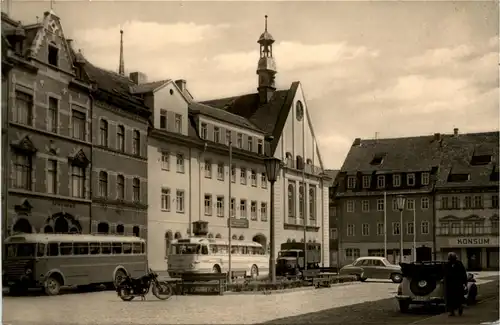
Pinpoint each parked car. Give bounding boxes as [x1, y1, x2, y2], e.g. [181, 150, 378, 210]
[395, 261, 478, 313]
[339, 256, 403, 283]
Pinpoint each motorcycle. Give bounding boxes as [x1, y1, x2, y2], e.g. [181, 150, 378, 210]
[116, 268, 174, 301]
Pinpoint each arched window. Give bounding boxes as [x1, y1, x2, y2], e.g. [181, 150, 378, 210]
[299, 186, 304, 220]
[13, 218, 32, 234]
[232, 234, 237, 240]
[132, 130, 140, 156]
[208, 233, 214, 238]
[116, 224, 124, 235]
[286, 238, 292, 243]
[133, 178, 140, 202]
[174, 232, 182, 239]
[133, 226, 140, 237]
[239, 235, 244, 240]
[165, 231, 172, 257]
[54, 216, 69, 233]
[44, 225, 54, 233]
[117, 125, 125, 152]
[288, 184, 295, 217]
[98, 171, 108, 198]
[291, 239, 296, 243]
[215, 233, 221, 239]
[309, 187, 315, 221]
[97, 222, 109, 234]
[285, 152, 293, 159]
[99, 119, 108, 147]
[116, 175, 125, 200]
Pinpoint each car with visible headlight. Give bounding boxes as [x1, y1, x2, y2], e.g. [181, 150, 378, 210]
[339, 256, 403, 283]
[395, 261, 478, 313]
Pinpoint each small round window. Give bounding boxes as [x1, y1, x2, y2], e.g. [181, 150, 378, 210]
[169, 89, 174, 95]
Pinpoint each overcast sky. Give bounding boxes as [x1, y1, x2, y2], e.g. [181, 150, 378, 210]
[9, 1, 499, 169]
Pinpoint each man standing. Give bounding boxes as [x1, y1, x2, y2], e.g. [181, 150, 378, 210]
[444, 252, 468, 316]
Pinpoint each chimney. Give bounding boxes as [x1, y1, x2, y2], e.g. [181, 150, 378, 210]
[453, 128, 459, 136]
[434, 133, 441, 141]
[353, 138, 361, 146]
[67, 39, 74, 50]
[129, 72, 147, 85]
[175, 79, 186, 91]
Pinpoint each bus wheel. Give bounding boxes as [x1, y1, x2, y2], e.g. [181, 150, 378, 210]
[250, 265, 259, 278]
[212, 265, 221, 273]
[44, 276, 61, 296]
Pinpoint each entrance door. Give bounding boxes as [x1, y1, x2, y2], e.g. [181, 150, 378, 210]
[466, 248, 482, 271]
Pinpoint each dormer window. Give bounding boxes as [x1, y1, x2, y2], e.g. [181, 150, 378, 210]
[393, 174, 401, 187]
[370, 153, 385, 165]
[471, 155, 492, 166]
[174, 114, 182, 133]
[200, 123, 207, 140]
[448, 173, 470, 182]
[237, 133, 243, 148]
[226, 130, 232, 146]
[48, 44, 59, 67]
[247, 137, 253, 151]
[214, 127, 220, 143]
[306, 159, 313, 165]
[407, 173, 415, 186]
[377, 175, 385, 188]
[362, 175, 371, 188]
[421, 172, 430, 185]
[347, 176, 356, 189]
[257, 139, 263, 154]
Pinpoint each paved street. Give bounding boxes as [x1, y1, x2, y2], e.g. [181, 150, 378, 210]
[2, 274, 498, 325]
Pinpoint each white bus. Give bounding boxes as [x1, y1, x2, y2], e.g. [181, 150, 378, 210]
[3, 233, 147, 295]
[167, 237, 269, 278]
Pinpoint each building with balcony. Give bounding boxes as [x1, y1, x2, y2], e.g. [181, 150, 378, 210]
[434, 131, 499, 270]
[147, 16, 331, 271]
[1, 11, 150, 239]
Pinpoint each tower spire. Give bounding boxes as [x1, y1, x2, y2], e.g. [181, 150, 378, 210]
[118, 28, 125, 76]
[265, 14, 268, 32]
[256, 15, 277, 104]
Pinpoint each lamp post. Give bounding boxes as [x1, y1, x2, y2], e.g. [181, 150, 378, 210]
[396, 195, 406, 264]
[264, 152, 282, 284]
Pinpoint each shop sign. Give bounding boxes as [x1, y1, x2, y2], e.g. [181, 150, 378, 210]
[453, 237, 498, 247]
[227, 218, 249, 229]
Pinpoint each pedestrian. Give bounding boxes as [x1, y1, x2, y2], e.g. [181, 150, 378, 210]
[444, 252, 467, 316]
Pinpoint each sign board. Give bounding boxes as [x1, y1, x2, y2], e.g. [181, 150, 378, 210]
[228, 218, 249, 229]
[437, 236, 499, 248]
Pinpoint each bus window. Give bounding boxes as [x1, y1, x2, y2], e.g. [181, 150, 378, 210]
[101, 243, 112, 255]
[60, 242, 73, 255]
[237, 246, 246, 254]
[48, 243, 59, 256]
[5, 243, 36, 257]
[216, 245, 228, 254]
[37, 243, 46, 257]
[74, 243, 89, 255]
[132, 242, 142, 254]
[257, 247, 265, 255]
[123, 243, 132, 254]
[112, 242, 122, 254]
[201, 245, 209, 255]
[90, 243, 100, 255]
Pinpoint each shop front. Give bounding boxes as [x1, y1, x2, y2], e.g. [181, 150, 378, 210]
[436, 236, 499, 270]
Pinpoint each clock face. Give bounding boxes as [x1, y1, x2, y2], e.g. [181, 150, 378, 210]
[296, 101, 304, 121]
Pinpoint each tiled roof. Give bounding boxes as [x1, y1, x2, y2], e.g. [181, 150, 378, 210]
[324, 169, 339, 186]
[189, 101, 262, 132]
[130, 79, 170, 94]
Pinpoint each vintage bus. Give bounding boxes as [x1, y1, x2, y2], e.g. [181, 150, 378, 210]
[3, 233, 147, 295]
[167, 237, 269, 278]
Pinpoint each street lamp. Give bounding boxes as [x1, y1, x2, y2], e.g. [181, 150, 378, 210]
[396, 195, 406, 264]
[264, 151, 282, 284]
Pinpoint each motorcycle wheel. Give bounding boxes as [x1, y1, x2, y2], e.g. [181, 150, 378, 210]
[118, 286, 135, 301]
[152, 281, 173, 300]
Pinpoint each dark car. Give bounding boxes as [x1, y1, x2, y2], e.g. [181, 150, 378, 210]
[339, 257, 403, 283]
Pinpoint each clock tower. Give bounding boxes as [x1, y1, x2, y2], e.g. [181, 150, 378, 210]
[257, 15, 277, 104]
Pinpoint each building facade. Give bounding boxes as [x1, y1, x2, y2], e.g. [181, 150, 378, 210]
[147, 16, 331, 271]
[326, 169, 339, 268]
[1, 11, 150, 238]
[434, 131, 499, 270]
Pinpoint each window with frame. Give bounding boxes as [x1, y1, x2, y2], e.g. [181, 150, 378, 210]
[406, 198, 415, 211]
[260, 202, 267, 221]
[393, 174, 401, 187]
[98, 171, 108, 197]
[347, 200, 355, 212]
[176, 190, 185, 213]
[345, 248, 360, 260]
[362, 223, 370, 236]
[347, 176, 356, 189]
[492, 195, 499, 208]
[132, 130, 140, 156]
[200, 123, 207, 139]
[247, 137, 253, 151]
[72, 110, 86, 141]
[99, 119, 108, 146]
[330, 228, 338, 240]
[450, 222, 460, 235]
[392, 222, 400, 235]
[464, 222, 473, 235]
[117, 175, 125, 200]
[71, 165, 85, 198]
[257, 139, 263, 154]
[299, 186, 305, 219]
[176, 154, 184, 173]
[14, 91, 33, 125]
[217, 196, 224, 217]
[132, 178, 140, 202]
[231, 165, 236, 183]
[217, 163, 224, 180]
[407, 173, 415, 186]
[225, 130, 231, 146]
[377, 223, 384, 236]
[174, 114, 182, 133]
[421, 172, 430, 185]
[421, 197, 430, 209]
[251, 201, 257, 220]
[204, 194, 212, 215]
[240, 168, 247, 185]
[47, 159, 57, 194]
[261, 173, 267, 188]
[421, 221, 429, 234]
[440, 222, 449, 235]
[441, 197, 449, 209]
[474, 195, 483, 208]
[377, 175, 385, 188]
[160, 109, 167, 129]
[451, 196, 460, 209]
[288, 184, 295, 217]
[237, 133, 243, 148]
[347, 224, 355, 236]
[464, 196, 472, 209]
[309, 187, 315, 220]
[240, 199, 247, 218]
[406, 222, 414, 235]
[161, 151, 169, 170]
[48, 44, 59, 66]
[251, 170, 257, 186]
[204, 160, 212, 178]
[161, 188, 170, 211]
[230, 198, 236, 217]
[48, 97, 58, 133]
[377, 199, 385, 211]
[362, 200, 370, 212]
[214, 127, 220, 143]
[362, 176, 371, 188]
[117, 125, 125, 151]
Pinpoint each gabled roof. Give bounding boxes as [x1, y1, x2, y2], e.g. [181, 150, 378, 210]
[130, 79, 170, 94]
